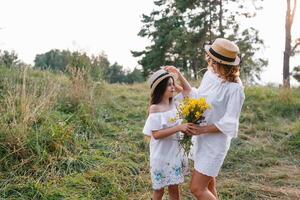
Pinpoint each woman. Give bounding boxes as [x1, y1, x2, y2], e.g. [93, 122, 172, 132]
[181, 38, 245, 199]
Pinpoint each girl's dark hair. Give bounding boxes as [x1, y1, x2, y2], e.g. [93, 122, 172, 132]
[149, 76, 174, 106]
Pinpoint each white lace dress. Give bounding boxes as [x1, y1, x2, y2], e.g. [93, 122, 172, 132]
[143, 105, 188, 190]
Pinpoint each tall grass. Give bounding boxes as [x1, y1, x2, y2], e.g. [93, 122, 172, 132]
[1, 67, 62, 169]
[0, 66, 104, 198]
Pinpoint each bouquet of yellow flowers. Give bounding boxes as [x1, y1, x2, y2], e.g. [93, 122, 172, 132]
[177, 97, 210, 155]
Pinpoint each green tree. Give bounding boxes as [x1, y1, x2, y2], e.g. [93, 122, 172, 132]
[68, 51, 91, 70]
[34, 49, 111, 81]
[232, 28, 268, 84]
[291, 37, 300, 83]
[292, 65, 300, 82]
[104, 62, 126, 83]
[34, 49, 71, 71]
[133, 0, 267, 82]
[124, 68, 145, 84]
[132, 0, 210, 79]
[0, 50, 19, 68]
[90, 53, 110, 81]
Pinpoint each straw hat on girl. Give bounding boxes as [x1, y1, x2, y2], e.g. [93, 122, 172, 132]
[147, 69, 175, 94]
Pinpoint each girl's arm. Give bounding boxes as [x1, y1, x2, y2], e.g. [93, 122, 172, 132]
[152, 123, 192, 139]
[164, 66, 191, 96]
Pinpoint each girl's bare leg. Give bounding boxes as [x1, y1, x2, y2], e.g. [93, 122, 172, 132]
[153, 188, 164, 200]
[168, 184, 180, 200]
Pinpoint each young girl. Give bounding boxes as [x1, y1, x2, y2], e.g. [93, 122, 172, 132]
[143, 67, 193, 200]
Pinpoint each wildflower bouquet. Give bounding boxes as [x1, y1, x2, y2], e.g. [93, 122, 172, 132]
[177, 97, 210, 155]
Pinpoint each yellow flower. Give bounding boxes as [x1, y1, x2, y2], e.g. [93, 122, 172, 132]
[168, 117, 176, 123]
[177, 97, 210, 123]
[177, 97, 210, 156]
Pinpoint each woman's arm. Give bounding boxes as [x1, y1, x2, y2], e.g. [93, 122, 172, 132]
[164, 66, 191, 96]
[186, 124, 220, 135]
[152, 123, 192, 139]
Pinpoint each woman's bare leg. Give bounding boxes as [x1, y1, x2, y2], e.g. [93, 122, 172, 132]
[153, 188, 164, 200]
[190, 170, 216, 200]
[168, 184, 180, 200]
[208, 177, 218, 199]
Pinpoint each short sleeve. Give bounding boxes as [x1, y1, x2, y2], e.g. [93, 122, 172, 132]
[214, 87, 245, 138]
[143, 114, 163, 136]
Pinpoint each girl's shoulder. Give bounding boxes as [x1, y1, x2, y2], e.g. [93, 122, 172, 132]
[149, 104, 176, 115]
[149, 104, 161, 114]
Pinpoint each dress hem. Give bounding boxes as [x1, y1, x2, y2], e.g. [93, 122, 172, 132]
[152, 179, 185, 190]
[194, 166, 218, 178]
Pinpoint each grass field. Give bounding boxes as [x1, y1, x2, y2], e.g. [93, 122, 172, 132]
[0, 67, 299, 199]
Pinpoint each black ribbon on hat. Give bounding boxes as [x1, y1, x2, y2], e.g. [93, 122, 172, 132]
[150, 72, 169, 88]
[209, 48, 236, 62]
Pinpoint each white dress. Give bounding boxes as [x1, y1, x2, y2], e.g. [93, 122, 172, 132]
[143, 100, 188, 190]
[191, 69, 245, 177]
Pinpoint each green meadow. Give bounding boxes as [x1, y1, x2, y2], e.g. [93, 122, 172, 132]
[0, 67, 299, 199]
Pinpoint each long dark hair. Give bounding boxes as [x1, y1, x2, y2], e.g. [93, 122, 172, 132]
[149, 76, 174, 107]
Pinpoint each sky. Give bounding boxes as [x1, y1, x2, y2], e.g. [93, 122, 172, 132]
[0, 0, 299, 85]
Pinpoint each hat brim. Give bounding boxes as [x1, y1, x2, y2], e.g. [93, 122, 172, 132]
[150, 73, 175, 94]
[204, 45, 240, 66]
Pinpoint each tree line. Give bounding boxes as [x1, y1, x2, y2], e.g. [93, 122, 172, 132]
[0, 49, 145, 84]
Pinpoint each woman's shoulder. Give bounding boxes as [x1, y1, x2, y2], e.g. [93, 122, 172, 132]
[225, 77, 244, 90]
[226, 81, 245, 101]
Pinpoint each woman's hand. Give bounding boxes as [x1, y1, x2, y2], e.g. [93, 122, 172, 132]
[178, 123, 194, 133]
[164, 66, 179, 78]
[164, 66, 183, 92]
[165, 65, 192, 96]
[187, 124, 221, 135]
[186, 124, 203, 135]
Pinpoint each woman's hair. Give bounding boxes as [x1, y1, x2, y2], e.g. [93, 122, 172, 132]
[208, 56, 240, 83]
